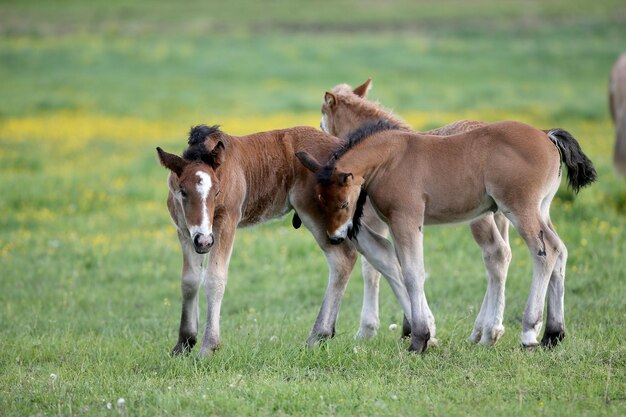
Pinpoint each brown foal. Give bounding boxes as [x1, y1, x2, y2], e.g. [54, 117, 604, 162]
[298, 83, 596, 353]
[316, 79, 515, 345]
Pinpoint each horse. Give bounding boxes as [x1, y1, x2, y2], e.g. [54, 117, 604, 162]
[156, 125, 362, 356]
[297, 104, 597, 353]
[610, 52, 626, 176]
[314, 78, 517, 346]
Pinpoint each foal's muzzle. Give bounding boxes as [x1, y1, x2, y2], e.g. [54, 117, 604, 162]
[193, 233, 214, 254]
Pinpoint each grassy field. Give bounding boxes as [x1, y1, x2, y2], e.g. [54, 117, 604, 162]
[1, 1, 625, 416]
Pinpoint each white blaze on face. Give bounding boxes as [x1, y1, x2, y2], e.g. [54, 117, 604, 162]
[188, 171, 212, 238]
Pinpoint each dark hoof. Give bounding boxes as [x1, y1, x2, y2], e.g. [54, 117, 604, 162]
[306, 328, 335, 348]
[541, 329, 565, 348]
[401, 316, 411, 339]
[171, 337, 196, 356]
[521, 343, 539, 351]
[408, 332, 430, 354]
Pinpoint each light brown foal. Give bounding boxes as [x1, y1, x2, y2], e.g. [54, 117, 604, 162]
[318, 79, 513, 346]
[298, 115, 596, 353]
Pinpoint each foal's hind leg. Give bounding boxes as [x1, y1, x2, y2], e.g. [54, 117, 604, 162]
[541, 219, 567, 348]
[506, 211, 562, 348]
[468, 213, 511, 346]
[172, 230, 204, 355]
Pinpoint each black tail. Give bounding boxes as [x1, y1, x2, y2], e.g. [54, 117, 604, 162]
[547, 128, 597, 194]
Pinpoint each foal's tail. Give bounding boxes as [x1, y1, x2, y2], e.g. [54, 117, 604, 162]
[547, 128, 598, 193]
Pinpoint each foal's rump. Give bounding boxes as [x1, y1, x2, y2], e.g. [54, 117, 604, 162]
[478, 122, 596, 197]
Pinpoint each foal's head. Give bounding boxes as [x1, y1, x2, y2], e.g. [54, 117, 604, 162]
[296, 152, 365, 244]
[320, 78, 411, 139]
[156, 141, 225, 254]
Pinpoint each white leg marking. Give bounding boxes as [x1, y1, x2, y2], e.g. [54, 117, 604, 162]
[356, 257, 380, 339]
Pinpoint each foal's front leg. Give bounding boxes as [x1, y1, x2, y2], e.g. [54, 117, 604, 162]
[306, 239, 358, 347]
[352, 222, 438, 344]
[198, 215, 237, 357]
[172, 230, 205, 355]
[389, 211, 431, 353]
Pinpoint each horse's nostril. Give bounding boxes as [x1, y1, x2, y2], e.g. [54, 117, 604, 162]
[329, 236, 344, 245]
[193, 234, 201, 247]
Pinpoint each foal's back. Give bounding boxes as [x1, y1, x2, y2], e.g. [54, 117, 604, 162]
[403, 121, 559, 177]
[370, 121, 561, 223]
[218, 126, 341, 226]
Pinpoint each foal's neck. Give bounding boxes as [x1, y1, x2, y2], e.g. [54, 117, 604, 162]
[337, 129, 404, 185]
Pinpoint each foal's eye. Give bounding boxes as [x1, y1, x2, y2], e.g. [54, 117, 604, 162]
[215, 190, 221, 197]
[340, 201, 349, 209]
[180, 189, 188, 198]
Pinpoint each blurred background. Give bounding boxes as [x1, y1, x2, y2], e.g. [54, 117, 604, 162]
[1, 1, 625, 415]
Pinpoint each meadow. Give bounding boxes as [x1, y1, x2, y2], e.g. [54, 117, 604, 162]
[1, 1, 625, 416]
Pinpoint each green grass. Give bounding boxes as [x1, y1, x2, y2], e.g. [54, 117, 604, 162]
[1, 1, 625, 416]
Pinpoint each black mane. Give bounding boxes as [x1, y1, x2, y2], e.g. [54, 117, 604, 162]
[316, 119, 400, 185]
[347, 188, 368, 241]
[183, 124, 222, 161]
[316, 119, 399, 241]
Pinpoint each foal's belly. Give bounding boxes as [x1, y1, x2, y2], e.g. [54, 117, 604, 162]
[423, 194, 496, 226]
[239, 195, 292, 227]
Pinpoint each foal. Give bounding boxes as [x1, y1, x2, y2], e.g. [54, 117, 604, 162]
[298, 119, 596, 353]
[157, 125, 361, 356]
[317, 78, 513, 346]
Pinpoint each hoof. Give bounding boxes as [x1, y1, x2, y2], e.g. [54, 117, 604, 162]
[541, 329, 565, 348]
[408, 332, 430, 354]
[469, 328, 482, 344]
[480, 325, 505, 346]
[427, 337, 439, 347]
[355, 324, 378, 340]
[197, 344, 219, 358]
[520, 329, 539, 348]
[521, 342, 539, 351]
[306, 330, 334, 348]
[401, 316, 411, 339]
[171, 337, 196, 356]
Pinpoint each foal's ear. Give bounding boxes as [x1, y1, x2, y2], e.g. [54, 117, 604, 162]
[324, 92, 337, 108]
[157, 147, 187, 177]
[352, 78, 372, 98]
[338, 172, 353, 186]
[295, 151, 322, 173]
[204, 141, 225, 169]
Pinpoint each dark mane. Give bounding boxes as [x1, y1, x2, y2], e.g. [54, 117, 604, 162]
[316, 119, 400, 185]
[347, 189, 368, 241]
[316, 119, 399, 241]
[183, 124, 222, 161]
